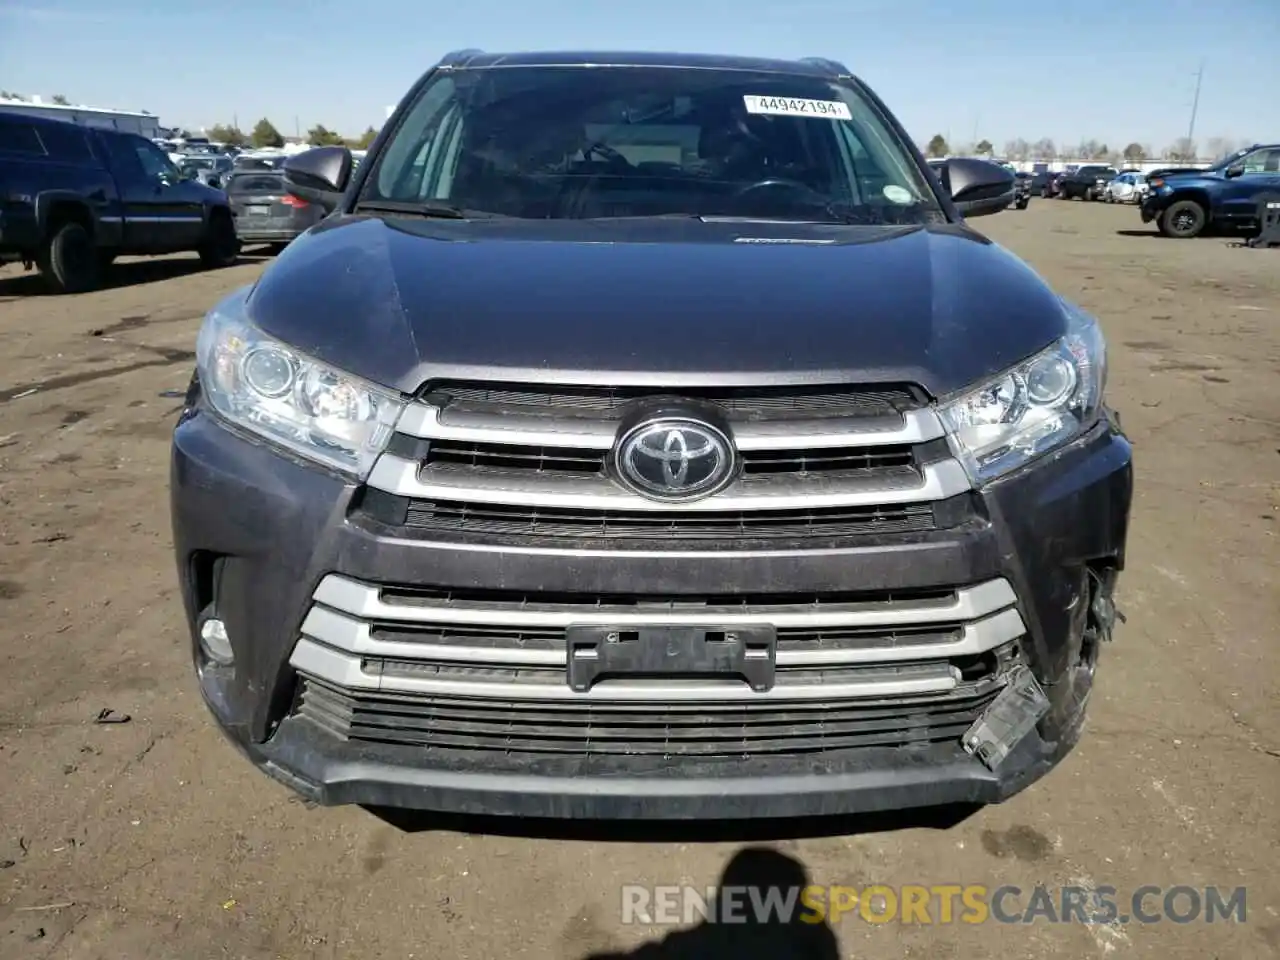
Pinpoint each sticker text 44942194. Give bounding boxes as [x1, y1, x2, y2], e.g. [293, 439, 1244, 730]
[742, 95, 852, 121]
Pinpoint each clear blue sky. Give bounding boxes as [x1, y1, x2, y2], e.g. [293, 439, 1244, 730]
[2, 0, 1276, 154]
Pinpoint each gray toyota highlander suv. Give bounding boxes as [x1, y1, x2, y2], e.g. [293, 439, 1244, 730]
[169, 49, 1133, 819]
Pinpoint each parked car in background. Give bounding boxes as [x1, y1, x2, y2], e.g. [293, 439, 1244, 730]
[1012, 172, 1032, 209]
[234, 153, 288, 171]
[1141, 143, 1280, 238]
[178, 153, 235, 188]
[0, 110, 239, 292]
[225, 169, 324, 252]
[1057, 166, 1119, 201]
[1103, 171, 1148, 204]
[1039, 171, 1069, 198]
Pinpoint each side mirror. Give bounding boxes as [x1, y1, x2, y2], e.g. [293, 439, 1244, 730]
[1225, 164, 1245, 179]
[942, 157, 1016, 218]
[284, 146, 352, 213]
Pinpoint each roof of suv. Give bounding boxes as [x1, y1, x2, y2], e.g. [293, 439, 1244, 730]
[436, 49, 852, 77]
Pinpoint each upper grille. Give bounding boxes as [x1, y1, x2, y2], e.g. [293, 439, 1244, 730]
[422, 381, 925, 419]
[423, 440, 917, 476]
[362, 379, 972, 546]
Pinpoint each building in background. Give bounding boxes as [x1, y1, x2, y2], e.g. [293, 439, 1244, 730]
[0, 94, 161, 138]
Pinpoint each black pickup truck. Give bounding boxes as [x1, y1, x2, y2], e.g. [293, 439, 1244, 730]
[0, 111, 240, 293]
[1057, 165, 1119, 201]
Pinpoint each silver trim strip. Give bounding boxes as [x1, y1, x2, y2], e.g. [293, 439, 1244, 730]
[365, 455, 971, 510]
[311, 574, 1018, 629]
[299, 605, 1025, 667]
[395, 403, 945, 450]
[289, 638, 960, 701]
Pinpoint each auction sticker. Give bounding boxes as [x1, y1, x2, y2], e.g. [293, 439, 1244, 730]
[883, 185, 914, 204]
[743, 95, 851, 120]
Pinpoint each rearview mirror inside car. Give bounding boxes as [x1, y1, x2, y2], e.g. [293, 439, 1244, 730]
[284, 146, 352, 213]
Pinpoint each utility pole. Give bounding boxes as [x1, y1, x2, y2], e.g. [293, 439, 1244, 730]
[294, 115, 300, 140]
[1186, 61, 1204, 158]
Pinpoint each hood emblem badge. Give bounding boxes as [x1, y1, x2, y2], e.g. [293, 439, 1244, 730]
[611, 413, 738, 503]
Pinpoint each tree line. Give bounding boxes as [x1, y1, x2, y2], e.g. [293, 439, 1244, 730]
[205, 119, 379, 150]
[922, 134, 1254, 165]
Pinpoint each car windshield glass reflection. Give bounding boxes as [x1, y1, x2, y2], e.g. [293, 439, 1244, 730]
[363, 66, 945, 225]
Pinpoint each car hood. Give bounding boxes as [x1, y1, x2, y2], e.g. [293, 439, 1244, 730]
[246, 215, 1070, 397]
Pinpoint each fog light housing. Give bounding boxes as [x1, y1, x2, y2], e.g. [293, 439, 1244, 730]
[198, 613, 234, 666]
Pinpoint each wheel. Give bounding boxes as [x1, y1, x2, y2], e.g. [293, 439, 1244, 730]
[198, 212, 240, 268]
[1158, 199, 1207, 239]
[36, 221, 99, 294]
[1016, 197, 1029, 210]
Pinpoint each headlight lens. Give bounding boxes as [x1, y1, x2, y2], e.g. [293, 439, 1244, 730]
[195, 288, 405, 478]
[939, 301, 1106, 482]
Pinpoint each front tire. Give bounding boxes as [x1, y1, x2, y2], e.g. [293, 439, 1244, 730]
[37, 221, 99, 294]
[1158, 199, 1207, 239]
[198, 211, 240, 268]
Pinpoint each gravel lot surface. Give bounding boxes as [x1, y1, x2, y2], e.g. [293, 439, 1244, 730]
[1, 202, 1277, 959]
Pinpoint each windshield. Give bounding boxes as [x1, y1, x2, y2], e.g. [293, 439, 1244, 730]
[361, 65, 944, 224]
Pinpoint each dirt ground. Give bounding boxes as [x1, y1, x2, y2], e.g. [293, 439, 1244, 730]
[0, 202, 1277, 960]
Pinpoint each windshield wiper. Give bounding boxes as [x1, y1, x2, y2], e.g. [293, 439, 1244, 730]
[354, 199, 507, 220]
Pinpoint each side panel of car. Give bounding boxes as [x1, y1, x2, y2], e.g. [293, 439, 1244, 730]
[92, 129, 173, 251]
[0, 116, 124, 252]
[117, 134, 208, 251]
[1217, 146, 1280, 226]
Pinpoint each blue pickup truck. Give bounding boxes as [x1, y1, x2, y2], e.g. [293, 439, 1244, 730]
[1141, 143, 1280, 238]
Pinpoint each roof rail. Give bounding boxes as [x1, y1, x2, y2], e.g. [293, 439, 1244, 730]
[439, 48, 484, 67]
[797, 57, 852, 76]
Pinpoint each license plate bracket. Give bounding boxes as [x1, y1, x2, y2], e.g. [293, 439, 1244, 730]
[565, 624, 777, 693]
[245, 204, 270, 217]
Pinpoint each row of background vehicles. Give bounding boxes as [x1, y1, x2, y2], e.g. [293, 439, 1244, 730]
[1033, 145, 1280, 238]
[0, 110, 367, 292]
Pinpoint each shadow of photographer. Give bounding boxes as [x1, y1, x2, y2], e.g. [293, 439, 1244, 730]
[583, 846, 839, 960]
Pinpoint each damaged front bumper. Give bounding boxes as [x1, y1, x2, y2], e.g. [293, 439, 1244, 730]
[171, 403, 1132, 819]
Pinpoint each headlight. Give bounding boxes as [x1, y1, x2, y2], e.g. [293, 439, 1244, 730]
[194, 288, 405, 479]
[938, 301, 1106, 483]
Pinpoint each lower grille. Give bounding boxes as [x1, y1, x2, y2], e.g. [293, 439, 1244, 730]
[295, 676, 1001, 757]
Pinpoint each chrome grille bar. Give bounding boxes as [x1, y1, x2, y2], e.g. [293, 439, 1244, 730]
[298, 604, 1025, 667]
[395, 402, 947, 450]
[311, 573, 1018, 629]
[365, 456, 970, 510]
[289, 640, 964, 701]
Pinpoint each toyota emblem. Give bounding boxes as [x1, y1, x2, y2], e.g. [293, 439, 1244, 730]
[612, 417, 737, 502]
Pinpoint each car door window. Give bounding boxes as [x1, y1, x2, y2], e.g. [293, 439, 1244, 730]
[1241, 149, 1280, 174]
[0, 118, 46, 155]
[131, 137, 178, 181]
[102, 133, 148, 184]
